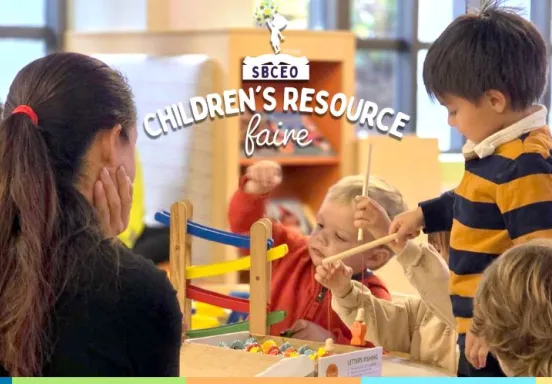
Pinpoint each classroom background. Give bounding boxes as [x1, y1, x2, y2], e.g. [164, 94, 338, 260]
[0, 0, 547, 306]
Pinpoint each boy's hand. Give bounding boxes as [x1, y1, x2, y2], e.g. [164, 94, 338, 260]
[466, 330, 488, 369]
[354, 196, 405, 254]
[388, 207, 424, 246]
[314, 262, 353, 298]
[244, 160, 282, 195]
[354, 196, 392, 238]
[93, 166, 132, 239]
[287, 319, 334, 342]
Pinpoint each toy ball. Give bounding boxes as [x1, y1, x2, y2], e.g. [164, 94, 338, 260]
[249, 346, 263, 354]
[283, 348, 298, 357]
[217, 342, 229, 348]
[267, 346, 281, 355]
[298, 345, 310, 354]
[246, 343, 261, 352]
[245, 337, 258, 346]
[279, 342, 292, 352]
[261, 339, 278, 354]
[318, 346, 333, 358]
[229, 340, 245, 350]
[302, 348, 314, 356]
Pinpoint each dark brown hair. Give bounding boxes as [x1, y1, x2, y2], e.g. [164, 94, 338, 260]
[0, 52, 136, 376]
[423, 0, 548, 110]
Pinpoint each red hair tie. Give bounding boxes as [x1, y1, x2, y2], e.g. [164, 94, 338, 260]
[12, 105, 38, 126]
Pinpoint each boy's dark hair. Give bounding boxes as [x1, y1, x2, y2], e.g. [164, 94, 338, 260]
[0, 52, 136, 375]
[423, 0, 548, 110]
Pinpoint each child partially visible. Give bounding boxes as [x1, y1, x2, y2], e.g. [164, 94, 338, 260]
[228, 160, 407, 344]
[472, 239, 552, 377]
[388, 0, 552, 376]
[316, 195, 458, 374]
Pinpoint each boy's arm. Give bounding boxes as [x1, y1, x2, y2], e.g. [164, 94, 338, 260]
[331, 281, 418, 354]
[395, 240, 456, 329]
[228, 175, 305, 251]
[497, 156, 552, 244]
[418, 190, 455, 233]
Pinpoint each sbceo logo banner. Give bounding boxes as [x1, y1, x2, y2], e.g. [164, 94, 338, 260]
[242, 0, 310, 81]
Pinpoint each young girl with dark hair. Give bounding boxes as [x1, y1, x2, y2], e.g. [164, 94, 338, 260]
[0, 52, 182, 377]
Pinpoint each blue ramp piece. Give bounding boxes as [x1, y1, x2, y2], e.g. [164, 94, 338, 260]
[154, 211, 274, 249]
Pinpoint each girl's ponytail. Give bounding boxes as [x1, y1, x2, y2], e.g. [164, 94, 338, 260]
[0, 110, 59, 376]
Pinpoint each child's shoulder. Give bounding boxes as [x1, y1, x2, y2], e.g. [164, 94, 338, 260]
[497, 126, 552, 162]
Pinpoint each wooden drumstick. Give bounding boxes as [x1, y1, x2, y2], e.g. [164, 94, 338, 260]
[358, 144, 373, 242]
[322, 233, 397, 265]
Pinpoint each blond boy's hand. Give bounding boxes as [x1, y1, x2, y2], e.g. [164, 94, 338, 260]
[388, 207, 424, 245]
[466, 330, 488, 370]
[244, 160, 282, 195]
[315, 262, 353, 298]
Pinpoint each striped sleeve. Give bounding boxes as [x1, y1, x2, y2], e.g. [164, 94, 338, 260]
[419, 190, 455, 233]
[496, 152, 552, 244]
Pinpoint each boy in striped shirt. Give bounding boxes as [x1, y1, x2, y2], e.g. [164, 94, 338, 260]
[389, 0, 552, 377]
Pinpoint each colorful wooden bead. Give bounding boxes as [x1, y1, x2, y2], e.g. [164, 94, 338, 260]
[248, 346, 263, 354]
[261, 339, 278, 353]
[283, 347, 298, 357]
[245, 343, 261, 352]
[267, 346, 281, 355]
[298, 345, 309, 354]
[279, 342, 292, 352]
[351, 308, 367, 347]
[301, 348, 314, 355]
[320, 339, 335, 357]
[229, 340, 244, 349]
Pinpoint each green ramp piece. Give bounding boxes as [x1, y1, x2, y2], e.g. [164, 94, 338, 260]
[186, 310, 286, 339]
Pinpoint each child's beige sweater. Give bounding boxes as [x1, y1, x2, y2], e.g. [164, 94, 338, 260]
[331, 241, 458, 374]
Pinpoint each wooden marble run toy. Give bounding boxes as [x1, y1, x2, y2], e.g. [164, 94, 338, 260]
[159, 200, 384, 377]
[155, 201, 289, 338]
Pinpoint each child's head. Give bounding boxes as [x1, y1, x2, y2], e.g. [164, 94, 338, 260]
[472, 239, 552, 377]
[307, 175, 407, 272]
[4, 52, 138, 194]
[0, 52, 136, 375]
[423, 0, 547, 143]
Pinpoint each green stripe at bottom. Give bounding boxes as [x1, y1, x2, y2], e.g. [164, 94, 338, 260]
[14, 379, 185, 384]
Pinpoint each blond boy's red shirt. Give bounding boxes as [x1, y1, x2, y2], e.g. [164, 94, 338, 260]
[228, 176, 391, 345]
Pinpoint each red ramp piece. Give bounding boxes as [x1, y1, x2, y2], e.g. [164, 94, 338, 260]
[187, 285, 268, 313]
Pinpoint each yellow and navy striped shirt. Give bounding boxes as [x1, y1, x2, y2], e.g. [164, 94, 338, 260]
[420, 126, 552, 346]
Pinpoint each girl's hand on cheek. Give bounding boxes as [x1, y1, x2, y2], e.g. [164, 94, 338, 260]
[93, 166, 133, 239]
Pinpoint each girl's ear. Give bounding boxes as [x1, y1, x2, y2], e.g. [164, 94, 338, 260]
[97, 124, 123, 167]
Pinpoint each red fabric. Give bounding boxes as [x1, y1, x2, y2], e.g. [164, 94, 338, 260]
[228, 175, 391, 346]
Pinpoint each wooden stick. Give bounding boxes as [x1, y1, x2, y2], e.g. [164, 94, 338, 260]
[358, 143, 373, 242]
[322, 233, 397, 265]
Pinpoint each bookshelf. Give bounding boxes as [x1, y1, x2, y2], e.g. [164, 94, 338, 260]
[64, 28, 356, 284]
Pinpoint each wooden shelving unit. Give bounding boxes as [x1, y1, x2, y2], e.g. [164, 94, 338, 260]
[64, 28, 356, 284]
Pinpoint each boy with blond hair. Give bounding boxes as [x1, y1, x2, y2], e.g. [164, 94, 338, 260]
[473, 239, 552, 377]
[315, 195, 458, 373]
[228, 160, 406, 344]
[389, 0, 552, 377]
